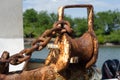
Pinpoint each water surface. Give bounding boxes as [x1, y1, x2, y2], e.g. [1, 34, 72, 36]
[29, 45, 120, 70]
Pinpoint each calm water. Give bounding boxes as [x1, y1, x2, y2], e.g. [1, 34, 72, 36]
[96, 46, 120, 69]
[28, 45, 120, 70]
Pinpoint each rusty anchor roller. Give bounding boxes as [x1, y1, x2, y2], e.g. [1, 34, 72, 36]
[44, 4, 99, 79]
[45, 4, 98, 69]
[0, 4, 99, 80]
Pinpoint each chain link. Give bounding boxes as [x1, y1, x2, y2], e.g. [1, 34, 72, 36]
[9, 44, 39, 65]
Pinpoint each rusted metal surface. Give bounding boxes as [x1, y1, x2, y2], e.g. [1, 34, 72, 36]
[0, 34, 95, 80]
[0, 66, 95, 80]
[0, 4, 99, 80]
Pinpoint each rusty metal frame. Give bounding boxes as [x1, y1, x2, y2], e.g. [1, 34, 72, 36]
[58, 4, 94, 32]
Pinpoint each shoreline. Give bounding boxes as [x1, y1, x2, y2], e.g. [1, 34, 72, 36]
[99, 43, 120, 47]
[24, 38, 35, 45]
[24, 38, 120, 47]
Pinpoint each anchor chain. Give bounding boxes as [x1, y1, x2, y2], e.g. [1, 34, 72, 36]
[0, 20, 72, 65]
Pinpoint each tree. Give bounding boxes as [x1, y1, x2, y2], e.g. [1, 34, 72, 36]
[23, 9, 38, 38]
[23, 9, 120, 44]
[73, 18, 87, 37]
